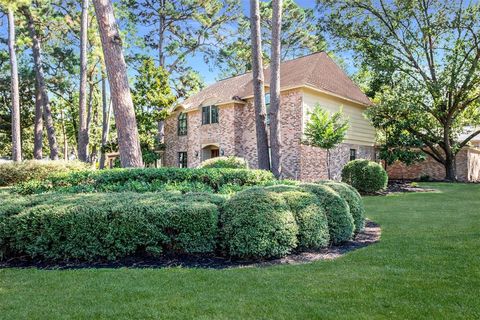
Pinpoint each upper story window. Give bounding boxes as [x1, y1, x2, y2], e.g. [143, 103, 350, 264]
[350, 149, 357, 161]
[178, 112, 187, 136]
[202, 105, 219, 125]
[265, 93, 271, 125]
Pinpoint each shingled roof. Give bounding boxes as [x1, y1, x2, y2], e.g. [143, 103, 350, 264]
[180, 52, 372, 110]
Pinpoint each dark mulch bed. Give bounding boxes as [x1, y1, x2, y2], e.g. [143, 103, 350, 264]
[0, 221, 381, 270]
[377, 180, 437, 195]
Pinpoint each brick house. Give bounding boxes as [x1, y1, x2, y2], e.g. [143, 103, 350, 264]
[386, 132, 480, 182]
[164, 52, 376, 181]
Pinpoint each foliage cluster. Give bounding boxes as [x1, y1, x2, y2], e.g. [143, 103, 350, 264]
[221, 182, 360, 258]
[0, 160, 91, 186]
[1, 180, 364, 261]
[198, 156, 249, 169]
[14, 167, 275, 194]
[341, 160, 388, 194]
[0, 192, 219, 261]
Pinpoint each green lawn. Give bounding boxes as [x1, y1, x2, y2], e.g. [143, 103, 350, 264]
[1, 183, 479, 319]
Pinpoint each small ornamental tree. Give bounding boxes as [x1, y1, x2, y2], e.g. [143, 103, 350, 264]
[304, 105, 349, 179]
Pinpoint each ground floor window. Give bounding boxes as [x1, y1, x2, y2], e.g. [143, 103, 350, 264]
[350, 149, 357, 161]
[178, 152, 187, 168]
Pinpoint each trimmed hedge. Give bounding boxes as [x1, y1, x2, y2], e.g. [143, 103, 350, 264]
[299, 183, 354, 244]
[341, 160, 388, 194]
[220, 188, 298, 258]
[267, 186, 329, 249]
[0, 160, 90, 186]
[319, 181, 365, 233]
[15, 167, 275, 195]
[198, 156, 249, 169]
[0, 192, 218, 261]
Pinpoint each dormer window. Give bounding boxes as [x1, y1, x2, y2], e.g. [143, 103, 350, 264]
[202, 105, 219, 125]
[178, 112, 187, 136]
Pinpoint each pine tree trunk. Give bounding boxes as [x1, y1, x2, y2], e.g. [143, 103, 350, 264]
[92, 0, 143, 167]
[8, 8, 21, 162]
[250, 0, 270, 170]
[60, 109, 68, 159]
[78, 0, 90, 162]
[23, 7, 59, 160]
[99, 76, 111, 169]
[33, 82, 43, 159]
[157, 0, 166, 148]
[269, 0, 283, 178]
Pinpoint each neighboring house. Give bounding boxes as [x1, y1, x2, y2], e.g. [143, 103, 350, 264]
[387, 129, 480, 182]
[164, 52, 376, 181]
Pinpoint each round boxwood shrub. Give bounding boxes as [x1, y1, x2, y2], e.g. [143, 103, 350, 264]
[341, 160, 388, 194]
[299, 183, 354, 244]
[267, 185, 329, 249]
[198, 156, 248, 169]
[220, 188, 298, 259]
[318, 181, 365, 233]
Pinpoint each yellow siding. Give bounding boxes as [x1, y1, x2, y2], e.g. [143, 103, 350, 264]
[301, 88, 376, 146]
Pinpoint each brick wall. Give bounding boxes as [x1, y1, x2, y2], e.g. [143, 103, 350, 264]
[386, 148, 474, 181]
[164, 89, 375, 182]
[299, 143, 376, 182]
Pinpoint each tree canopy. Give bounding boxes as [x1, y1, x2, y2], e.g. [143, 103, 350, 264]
[319, 0, 480, 180]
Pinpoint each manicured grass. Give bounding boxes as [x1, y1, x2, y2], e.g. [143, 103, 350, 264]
[1, 183, 479, 319]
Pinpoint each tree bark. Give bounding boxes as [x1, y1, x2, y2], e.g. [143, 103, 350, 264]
[326, 149, 331, 180]
[250, 0, 270, 170]
[8, 8, 21, 162]
[156, 0, 166, 149]
[23, 7, 59, 160]
[92, 0, 143, 167]
[99, 75, 111, 169]
[33, 82, 43, 159]
[78, 0, 90, 162]
[269, 0, 283, 178]
[60, 108, 68, 159]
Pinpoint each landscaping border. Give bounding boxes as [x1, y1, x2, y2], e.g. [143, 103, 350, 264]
[0, 221, 380, 270]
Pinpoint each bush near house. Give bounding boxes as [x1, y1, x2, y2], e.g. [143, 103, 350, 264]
[198, 156, 249, 169]
[341, 159, 388, 194]
[0, 160, 91, 187]
[15, 167, 275, 195]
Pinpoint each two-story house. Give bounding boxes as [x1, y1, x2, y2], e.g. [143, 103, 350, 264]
[164, 52, 376, 181]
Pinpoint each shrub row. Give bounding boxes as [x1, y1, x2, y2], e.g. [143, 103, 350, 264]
[1, 181, 365, 261]
[0, 192, 221, 261]
[220, 182, 365, 258]
[0, 160, 90, 187]
[15, 167, 275, 195]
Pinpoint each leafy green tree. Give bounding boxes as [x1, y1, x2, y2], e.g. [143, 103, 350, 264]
[304, 105, 349, 179]
[132, 58, 176, 165]
[319, 0, 480, 181]
[217, 0, 327, 77]
[125, 0, 238, 98]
